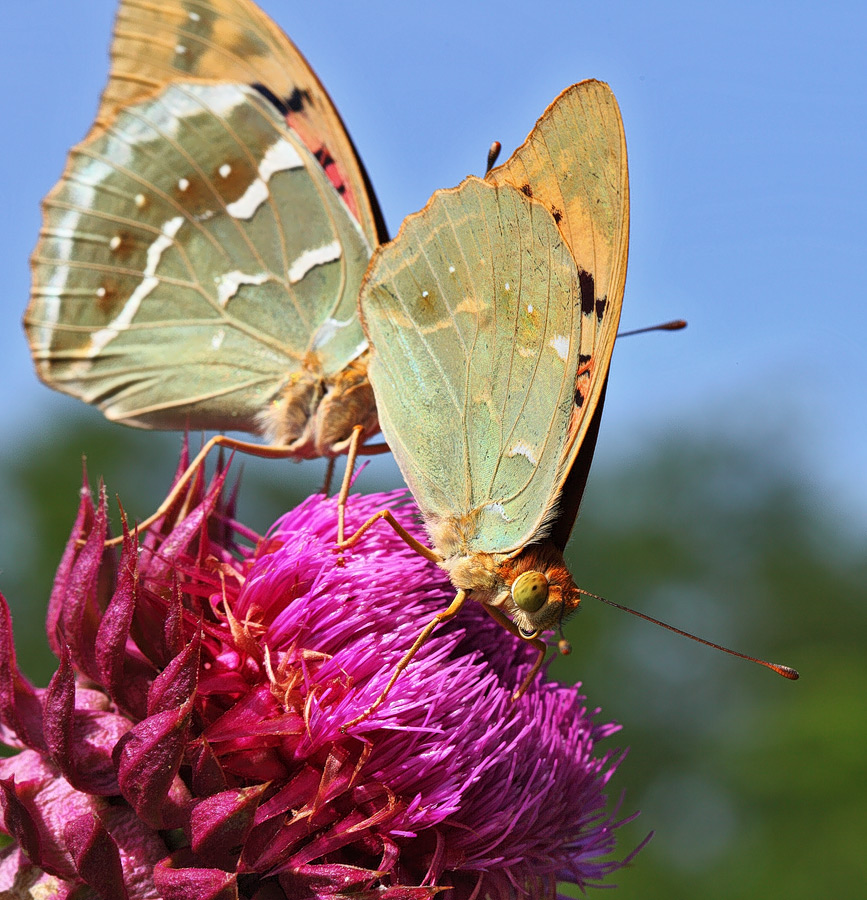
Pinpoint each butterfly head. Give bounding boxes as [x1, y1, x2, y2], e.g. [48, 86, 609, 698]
[496, 544, 583, 640]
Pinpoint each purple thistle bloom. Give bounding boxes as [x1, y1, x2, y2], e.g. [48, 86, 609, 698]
[0, 454, 637, 898]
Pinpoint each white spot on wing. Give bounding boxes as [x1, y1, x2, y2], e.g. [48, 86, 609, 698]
[508, 441, 539, 466]
[226, 139, 303, 220]
[549, 334, 569, 361]
[483, 502, 513, 522]
[211, 329, 226, 350]
[109, 235, 121, 251]
[215, 270, 269, 307]
[135, 193, 146, 208]
[449, 265, 455, 273]
[288, 240, 342, 284]
[175, 44, 187, 55]
[219, 163, 232, 178]
[188, 11, 200, 21]
[87, 216, 184, 359]
[178, 177, 190, 191]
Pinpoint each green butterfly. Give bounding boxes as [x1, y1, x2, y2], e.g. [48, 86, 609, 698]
[25, 0, 386, 461]
[343, 80, 629, 725]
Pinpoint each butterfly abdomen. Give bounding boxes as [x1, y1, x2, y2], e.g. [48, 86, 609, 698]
[259, 355, 378, 457]
[311, 356, 379, 455]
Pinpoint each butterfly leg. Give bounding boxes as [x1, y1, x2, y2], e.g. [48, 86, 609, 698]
[332, 427, 391, 544]
[481, 603, 548, 700]
[341, 590, 469, 731]
[336, 425, 365, 545]
[336, 508, 441, 563]
[321, 456, 336, 496]
[104, 434, 298, 547]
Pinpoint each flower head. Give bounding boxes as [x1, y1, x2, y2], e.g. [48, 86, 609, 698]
[0, 453, 635, 898]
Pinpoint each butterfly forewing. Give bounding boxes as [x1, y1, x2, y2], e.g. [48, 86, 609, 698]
[360, 177, 583, 555]
[27, 82, 371, 431]
[486, 80, 628, 507]
[99, 0, 385, 246]
[345, 83, 629, 725]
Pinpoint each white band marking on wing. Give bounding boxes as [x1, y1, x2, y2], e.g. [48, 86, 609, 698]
[226, 139, 304, 220]
[483, 502, 514, 522]
[87, 216, 184, 358]
[508, 441, 539, 466]
[288, 240, 342, 284]
[216, 270, 270, 307]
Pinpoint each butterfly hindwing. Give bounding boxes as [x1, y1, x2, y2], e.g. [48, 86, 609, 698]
[360, 177, 583, 554]
[27, 81, 371, 432]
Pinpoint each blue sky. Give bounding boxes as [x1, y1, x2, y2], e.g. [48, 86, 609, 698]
[2, 0, 866, 529]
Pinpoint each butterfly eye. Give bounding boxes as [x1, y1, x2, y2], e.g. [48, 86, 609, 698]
[512, 571, 549, 612]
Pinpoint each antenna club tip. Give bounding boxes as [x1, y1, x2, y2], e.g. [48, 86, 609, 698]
[776, 664, 800, 680]
[485, 141, 502, 174]
[558, 639, 572, 656]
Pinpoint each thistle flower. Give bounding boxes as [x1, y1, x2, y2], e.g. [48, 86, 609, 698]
[0, 453, 636, 899]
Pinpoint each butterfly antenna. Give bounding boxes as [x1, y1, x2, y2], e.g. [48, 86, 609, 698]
[580, 589, 799, 680]
[485, 141, 502, 174]
[618, 319, 687, 338]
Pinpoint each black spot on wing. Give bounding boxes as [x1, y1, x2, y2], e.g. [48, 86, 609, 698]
[250, 84, 312, 116]
[574, 386, 585, 407]
[286, 87, 312, 112]
[578, 354, 591, 365]
[314, 145, 347, 195]
[595, 296, 608, 320]
[315, 147, 335, 169]
[551, 206, 563, 224]
[578, 269, 595, 316]
[251, 83, 289, 114]
[521, 183, 533, 197]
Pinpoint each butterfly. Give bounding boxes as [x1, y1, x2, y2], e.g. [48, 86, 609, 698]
[342, 80, 629, 725]
[25, 0, 387, 464]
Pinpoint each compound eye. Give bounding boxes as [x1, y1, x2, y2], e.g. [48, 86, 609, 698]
[511, 571, 549, 612]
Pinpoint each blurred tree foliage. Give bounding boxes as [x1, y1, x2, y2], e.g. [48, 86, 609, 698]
[0, 411, 863, 899]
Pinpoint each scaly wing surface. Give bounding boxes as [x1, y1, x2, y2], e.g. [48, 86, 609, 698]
[360, 81, 628, 554]
[360, 177, 583, 555]
[26, 82, 370, 431]
[97, 0, 385, 244]
[486, 80, 628, 529]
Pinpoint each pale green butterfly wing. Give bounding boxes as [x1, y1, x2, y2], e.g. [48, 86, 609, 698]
[96, 0, 385, 246]
[26, 81, 371, 432]
[486, 80, 628, 514]
[360, 177, 584, 554]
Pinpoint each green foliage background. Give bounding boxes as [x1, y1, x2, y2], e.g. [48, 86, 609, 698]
[0, 409, 863, 899]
